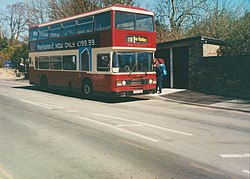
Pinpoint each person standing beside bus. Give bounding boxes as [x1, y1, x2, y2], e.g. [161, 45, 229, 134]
[158, 58, 167, 77]
[154, 58, 163, 94]
[19, 58, 25, 80]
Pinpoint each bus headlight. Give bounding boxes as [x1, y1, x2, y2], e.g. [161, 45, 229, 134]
[148, 79, 153, 84]
[122, 80, 127, 86]
[117, 80, 127, 86]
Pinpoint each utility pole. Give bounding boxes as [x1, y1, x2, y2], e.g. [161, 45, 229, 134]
[25, 0, 31, 28]
[170, 48, 174, 88]
[0, 27, 3, 39]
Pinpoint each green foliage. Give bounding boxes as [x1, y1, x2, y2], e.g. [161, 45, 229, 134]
[0, 40, 28, 68]
[186, 11, 250, 55]
[220, 13, 250, 55]
[11, 44, 28, 66]
[0, 46, 15, 67]
[155, 0, 249, 56]
[0, 37, 8, 51]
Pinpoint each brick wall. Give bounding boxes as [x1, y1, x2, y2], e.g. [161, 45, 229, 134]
[189, 44, 250, 99]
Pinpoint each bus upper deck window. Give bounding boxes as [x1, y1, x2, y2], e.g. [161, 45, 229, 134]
[29, 29, 38, 41]
[115, 12, 135, 30]
[115, 11, 154, 32]
[49, 24, 61, 38]
[77, 16, 94, 34]
[136, 14, 154, 32]
[95, 12, 111, 31]
[38, 26, 49, 40]
[62, 21, 76, 37]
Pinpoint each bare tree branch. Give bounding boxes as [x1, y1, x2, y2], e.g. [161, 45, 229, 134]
[6, 3, 27, 42]
[154, 0, 208, 41]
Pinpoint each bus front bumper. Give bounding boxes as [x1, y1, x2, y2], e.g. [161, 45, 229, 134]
[111, 89, 155, 97]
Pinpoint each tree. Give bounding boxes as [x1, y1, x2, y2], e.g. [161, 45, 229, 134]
[0, 46, 16, 67]
[186, 1, 249, 55]
[43, 0, 137, 21]
[43, 0, 98, 20]
[100, 0, 135, 7]
[6, 3, 27, 42]
[0, 37, 8, 51]
[154, 0, 208, 42]
[220, 12, 250, 55]
[0, 12, 8, 39]
[155, 20, 171, 43]
[11, 44, 28, 66]
[27, 0, 49, 26]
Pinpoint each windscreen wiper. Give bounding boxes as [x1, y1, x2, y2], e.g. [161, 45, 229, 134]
[128, 63, 137, 76]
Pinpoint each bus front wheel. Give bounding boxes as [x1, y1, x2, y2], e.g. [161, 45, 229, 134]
[81, 80, 93, 98]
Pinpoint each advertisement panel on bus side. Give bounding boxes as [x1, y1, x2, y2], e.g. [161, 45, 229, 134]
[29, 33, 106, 52]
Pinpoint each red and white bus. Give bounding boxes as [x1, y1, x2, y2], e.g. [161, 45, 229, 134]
[28, 4, 156, 98]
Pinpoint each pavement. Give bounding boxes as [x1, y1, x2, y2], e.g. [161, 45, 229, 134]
[0, 68, 17, 80]
[149, 89, 250, 113]
[1, 68, 250, 113]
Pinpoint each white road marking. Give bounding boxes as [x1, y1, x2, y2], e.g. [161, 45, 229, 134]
[0, 165, 14, 179]
[20, 100, 64, 110]
[116, 124, 144, 127]
[242, 170, 250, 174]
[0, 93, 9, 97]
[92, 113, 194, 136]
[220, 154, 250, 158]
[75, 115, 159, 143]
[66, 110, 78, 113]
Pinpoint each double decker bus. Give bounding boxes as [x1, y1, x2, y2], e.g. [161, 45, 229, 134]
[28, 4, 156, 98]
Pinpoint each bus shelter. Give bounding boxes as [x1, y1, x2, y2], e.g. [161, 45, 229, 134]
[155, 36, 224, 89]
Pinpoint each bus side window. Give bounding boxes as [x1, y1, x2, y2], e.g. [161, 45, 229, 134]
[77, 16, 94, 34]
[38, 26, 49, 40]
[97, 54, 110, 71]
[95, 12, 111, 31]
[50, 56, 62, 70]
[62, 21, 76, 37]
[115, 11, 135, 30]
[63, 55, 77, 70]
[39, 56, 50, 69]
[29, 29, 38, 41]
[49, 24, 61, 38]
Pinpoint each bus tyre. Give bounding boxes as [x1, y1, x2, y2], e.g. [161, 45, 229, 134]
[40, 76, 48, 91]
[81, 80, 93, 98]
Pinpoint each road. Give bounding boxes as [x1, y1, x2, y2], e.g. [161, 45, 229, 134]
[0, 79, 249, 179]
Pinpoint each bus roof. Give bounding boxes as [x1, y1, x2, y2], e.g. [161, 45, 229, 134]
[30, 4, 154, 29]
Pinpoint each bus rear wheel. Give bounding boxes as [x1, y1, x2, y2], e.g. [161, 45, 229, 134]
[81, 80, 93, 98]
[40, 76, 48, 91]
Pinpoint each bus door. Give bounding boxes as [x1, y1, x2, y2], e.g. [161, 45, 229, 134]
[79, 47, 92, 71]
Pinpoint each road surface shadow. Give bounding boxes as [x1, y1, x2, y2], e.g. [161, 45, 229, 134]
[13, 86, 148, 104]
[161, 90, 238, 105]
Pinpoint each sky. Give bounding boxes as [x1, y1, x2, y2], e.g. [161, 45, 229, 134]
[0, 0, 24, 9]
[0, 0, 249, 11]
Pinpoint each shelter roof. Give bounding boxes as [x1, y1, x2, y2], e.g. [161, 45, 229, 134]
[157, 36, 224, 49]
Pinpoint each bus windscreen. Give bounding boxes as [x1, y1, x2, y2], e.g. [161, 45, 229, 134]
[112, 52, 154, 73]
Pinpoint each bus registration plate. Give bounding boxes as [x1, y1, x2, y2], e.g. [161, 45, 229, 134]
[133, 90, 143, 94]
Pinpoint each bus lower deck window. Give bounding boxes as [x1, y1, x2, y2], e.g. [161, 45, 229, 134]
[63, 55, 77, 70]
